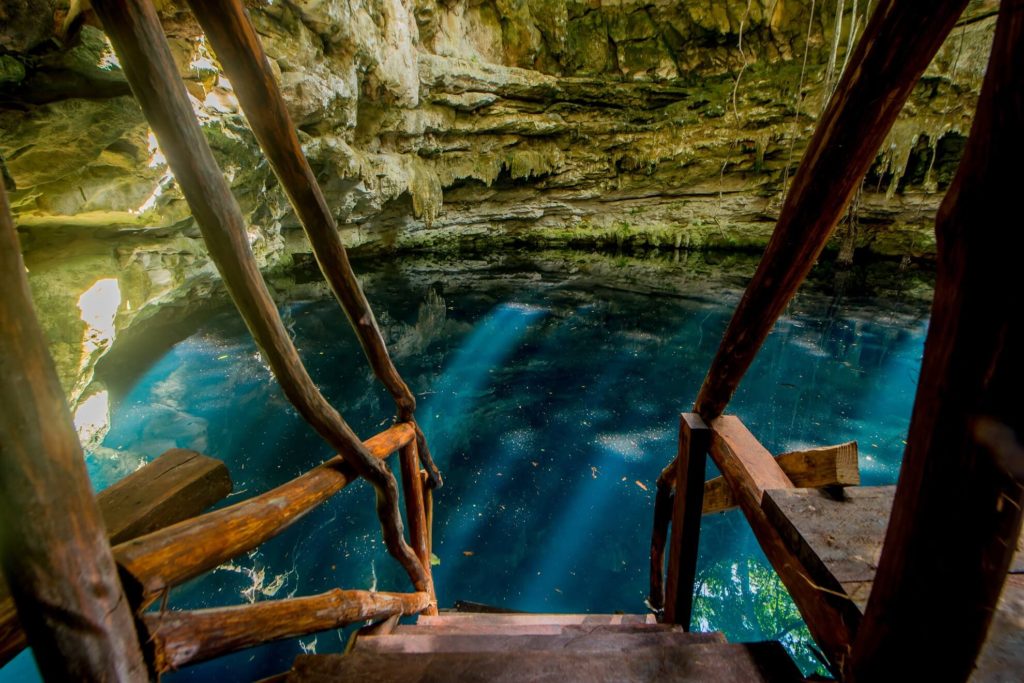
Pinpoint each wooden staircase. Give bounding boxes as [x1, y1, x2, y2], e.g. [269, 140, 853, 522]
[283, 613, 804, 682]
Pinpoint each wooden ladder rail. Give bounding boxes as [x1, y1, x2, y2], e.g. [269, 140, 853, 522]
[89, 0, 430, 599]
[0, 177, 147, 681]
[182, 0, 440, 488]
[651, 0, 972, 672]
[0, 424, 422, 666]
[849, 2, 1024, 679]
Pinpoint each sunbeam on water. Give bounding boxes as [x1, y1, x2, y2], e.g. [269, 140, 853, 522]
[1, 256, 931, 680]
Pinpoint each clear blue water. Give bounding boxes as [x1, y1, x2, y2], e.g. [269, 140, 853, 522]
[3, 254, 931, 680]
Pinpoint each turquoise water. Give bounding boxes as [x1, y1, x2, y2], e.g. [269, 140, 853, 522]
[4, 254, 931, 680]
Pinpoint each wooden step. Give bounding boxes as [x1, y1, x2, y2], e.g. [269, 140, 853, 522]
[417, 613, 656, 626]
[355, 627, 726, 654]
[287, 642, 802, 682]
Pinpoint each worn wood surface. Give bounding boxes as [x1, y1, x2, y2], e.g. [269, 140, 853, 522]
[648, 466, 673, 612]
[90, 0, 429, 595]
[0, 177, 147, 680]
[400, 440, 437, 615]
[703, 442, 859, 515]
[850, 3, 1024, 681]
[0, 447, 231, 666]
[184, 0, 441, 488]
[707, 416, 861, 674]
[664, 414, 710, 626]
[147, 590, 430, 671]
[100, 448, 232, 545]
[692, 0, 970, 419]
[287, 642, 802, 682]
[114, 423, 414, 600]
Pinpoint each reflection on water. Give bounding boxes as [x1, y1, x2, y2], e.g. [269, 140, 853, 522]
[3, 254, 930, 680]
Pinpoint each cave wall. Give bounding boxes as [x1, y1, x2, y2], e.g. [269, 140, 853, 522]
[0, 0, 997, 425]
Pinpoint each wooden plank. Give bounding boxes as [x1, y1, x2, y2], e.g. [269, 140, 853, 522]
[98, 448, 232, 545]
[0, 177, 147, 679]
[693, 0, 970, 419]
[89, 0, 428, 595]
[287, 642, 803, 682]
[703, 442, 859, 515]
[146, 590, 430, 672]
[707, 416, 861, 674]
[850, 3, 1024, 680]
[664, 414, 711, 626]
[0, 423, 412, 667]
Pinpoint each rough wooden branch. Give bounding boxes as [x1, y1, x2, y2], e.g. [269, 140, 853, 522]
[145, 590, 430, 672]
[0, 424, 414, 668]
[0, 177, 147, 680]
[182, 1, 409, 414]
[90, 0, 428, 595]
[703, 442, 859, 514]
[851, 2, 1024, 680]
[693, 0, 971, 419]
[708, 416, 861, 673]
[664, 414, 711, 626]
[400, 441, 437, 615]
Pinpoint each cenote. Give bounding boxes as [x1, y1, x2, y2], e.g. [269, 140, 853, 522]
[5, 251, 933, 681]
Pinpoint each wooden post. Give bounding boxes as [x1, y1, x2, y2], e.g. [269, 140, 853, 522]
[664, 414, 711, 627]
[89, 0, 429, 595]
[693, 0, 970, 420]
[850, 3, 1024, 680]
[400, 440, 437, 615]
[0, 177, 148, 681]
[183, 0, 441, 488]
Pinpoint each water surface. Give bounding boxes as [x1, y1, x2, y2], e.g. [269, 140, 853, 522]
[6, 252, 932, 680]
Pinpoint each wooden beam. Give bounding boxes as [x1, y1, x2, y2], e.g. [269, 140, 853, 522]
[664, 414, 711, 626]
[146, 590, 430, 672]
[703, 442, 859, 515]
[182, 0, 441, 488]
[850, 2, 1024, 680]
[693, 0, 970, 419]
[0, 423, 413, 667]
[400, 441, 437, 615]
[648, 462, 674, 613]
[99, 448, 232, 545]
[707, 416, 861, 673]
[0, 177, 147, 680]
[89, 0, 428, 594]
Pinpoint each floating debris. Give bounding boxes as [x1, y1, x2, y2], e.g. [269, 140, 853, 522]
[430, 553, 441, 566]
[463, 550, 474, 557]
[635, 480, 649, 492]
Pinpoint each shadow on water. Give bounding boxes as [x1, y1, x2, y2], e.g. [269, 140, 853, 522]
[3, 250, 933, 680]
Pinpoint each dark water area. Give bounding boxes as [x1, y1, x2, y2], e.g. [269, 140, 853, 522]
[4, 251, 933, 681]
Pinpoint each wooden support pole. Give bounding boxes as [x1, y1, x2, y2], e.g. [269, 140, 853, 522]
[664, 414, 711, 627]
[89, 0, 429, 595]
[0, 424, 415, 667]
[183, 0, 441, 488]
[146, 589, 431, 672]
[0, 177, 147, 681]
[850, 3, 1024, 680]
[707, 416, 861, 673]
[400, 440, 437, 615]
[648, 471, 673, 612]
[693, 0, 970, 420]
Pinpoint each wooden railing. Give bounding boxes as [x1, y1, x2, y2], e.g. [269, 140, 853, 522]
[650, 1, 1023, 681]
[0, 0, 442, 678]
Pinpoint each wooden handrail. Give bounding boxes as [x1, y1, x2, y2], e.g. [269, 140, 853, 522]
[693, 0, 970, 420]
[399, 439, 438, 615]
[182, 0, 440, 488]
[0, 177, 147, 680]
[89, 0, 428, 596]
[850, 2, 1024, 679]
[145, 589, 431, 672]
[0, 423, 413, 667]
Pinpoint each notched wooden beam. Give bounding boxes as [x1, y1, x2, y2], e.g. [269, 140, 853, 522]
[703, 441, 859, 515]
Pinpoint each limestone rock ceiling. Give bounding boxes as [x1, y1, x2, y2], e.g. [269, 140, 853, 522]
[0, 0, 997, 416]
